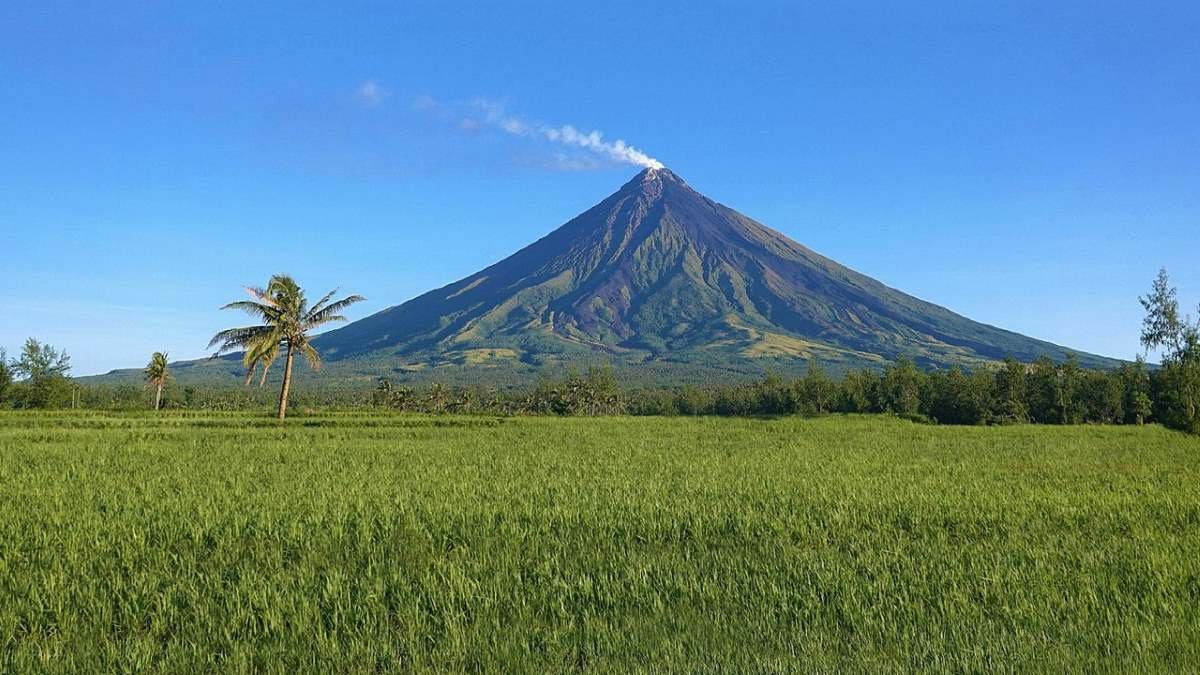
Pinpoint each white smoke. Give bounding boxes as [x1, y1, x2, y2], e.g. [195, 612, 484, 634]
[422, 96, 663, 170]
[544, 125, 663, 169]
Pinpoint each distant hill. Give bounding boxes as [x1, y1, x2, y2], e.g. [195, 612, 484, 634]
[91, 167, 1120, 387]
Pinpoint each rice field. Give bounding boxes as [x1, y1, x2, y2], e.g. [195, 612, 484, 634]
[1, 411, 1198, 672]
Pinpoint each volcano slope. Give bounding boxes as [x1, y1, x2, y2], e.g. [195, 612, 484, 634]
[94, 168, 1116, 387]
[306, 168, 1115, 383]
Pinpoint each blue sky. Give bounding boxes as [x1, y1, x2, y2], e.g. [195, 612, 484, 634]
[2, 1, 1197, 375]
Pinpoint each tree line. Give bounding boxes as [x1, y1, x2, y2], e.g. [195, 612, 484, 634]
[362, 357, 1161, 427]
[2, 269, 1197, 433]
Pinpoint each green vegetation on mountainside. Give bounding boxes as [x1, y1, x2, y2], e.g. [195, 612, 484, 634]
[83, 168, 1122, 388]
[306, 168, 1122, 376]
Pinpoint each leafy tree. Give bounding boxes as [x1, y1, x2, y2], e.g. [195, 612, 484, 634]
[796, 361, 836, 415]
[13, 338, 70, 379]
[1026, 356, 1058, 424]
[1131, 392, 1153, 426]
[754, 370, 794, 415]
[992, 358, 1028, 423]
[209, 275, 364, 420]
[1116, 358, 1152, 425]
[144, 352, 170, 410]
[579, 365, 623, 416]
[627, 388, 677, 416]
[714, 384, 756, 417]
[927, 367, 989, 425]
[1023, 355, 1086, 424]
[1140, 269, 1195, 359]
[114, 384, 141, 408]
[1139, 268, 1200, 432]
[837, 370, 874, 413]
[1081, 370, 1124, 424]
[674, 384, 715, 416]
[967, 369, 997, 423]
[1056, 357, 1086, 425]
[0, 349, 11, 405]
[877, 357, 923, 416]
[11, 338, 72, 408]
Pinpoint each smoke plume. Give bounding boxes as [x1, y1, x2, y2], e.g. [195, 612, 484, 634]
[421, 96, 663, 170]
[543, 125, 663, 169]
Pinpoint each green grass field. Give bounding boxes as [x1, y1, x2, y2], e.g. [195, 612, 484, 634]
[1, 412, 1198, 672]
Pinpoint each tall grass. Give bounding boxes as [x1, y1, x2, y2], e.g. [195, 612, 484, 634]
[1, 412, 1197, 672]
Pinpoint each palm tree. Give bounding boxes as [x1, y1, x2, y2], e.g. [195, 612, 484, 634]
[208, 275, 364, 420]
[144, 351, 170, 410]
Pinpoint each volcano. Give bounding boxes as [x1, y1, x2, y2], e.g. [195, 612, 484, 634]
[308, 168, 1116, 380]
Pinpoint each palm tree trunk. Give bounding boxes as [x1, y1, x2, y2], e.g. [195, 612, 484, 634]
[154, 382, 163, 411]
[277, 345, 294, 420]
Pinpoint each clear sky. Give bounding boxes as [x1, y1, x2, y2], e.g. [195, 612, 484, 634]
[2, 1, 1197, 375]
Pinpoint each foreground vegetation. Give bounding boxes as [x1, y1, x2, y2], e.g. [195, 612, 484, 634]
[1, 412, 1197, 671]
[50, 354, 1183, 430]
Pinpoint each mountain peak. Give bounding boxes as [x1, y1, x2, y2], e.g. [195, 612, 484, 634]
[314, 168, 1119, 375]
[622, 166, 693, 201]
[636, 165, 680, 183]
